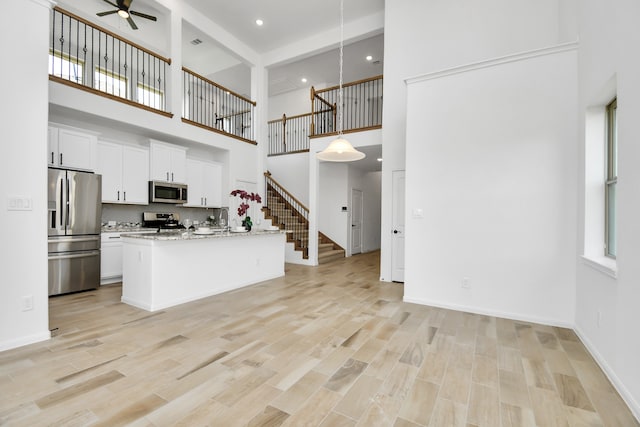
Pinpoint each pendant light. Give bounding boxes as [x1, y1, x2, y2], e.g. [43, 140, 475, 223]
[316, 0, 365, 162]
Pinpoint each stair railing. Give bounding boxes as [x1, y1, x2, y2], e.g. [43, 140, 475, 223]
[267, 113, 313, 156]
[264, 171, 309, 257]
[310, 75, 384, 137]
[182, 67, 256, 144]
[50, 7, 171, 116]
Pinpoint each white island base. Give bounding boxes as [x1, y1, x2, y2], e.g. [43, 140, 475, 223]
[121, 231, 286, 311]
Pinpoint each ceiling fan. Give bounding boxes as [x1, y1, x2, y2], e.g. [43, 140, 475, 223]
[96, 0, 157, 30]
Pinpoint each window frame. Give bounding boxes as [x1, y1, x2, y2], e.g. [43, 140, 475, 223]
[136, 82, 165, 110]
[94, 66, 128, 99]
[605, 97, 617, 259]
[48, 50, 85, 84]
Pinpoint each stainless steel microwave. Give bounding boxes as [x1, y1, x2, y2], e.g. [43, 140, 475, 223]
[149, 181, 188, 204]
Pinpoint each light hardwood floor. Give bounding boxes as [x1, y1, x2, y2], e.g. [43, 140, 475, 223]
[1, 251, 637, 426]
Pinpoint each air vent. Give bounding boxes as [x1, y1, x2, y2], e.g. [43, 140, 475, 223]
[190, 38, 203, 45]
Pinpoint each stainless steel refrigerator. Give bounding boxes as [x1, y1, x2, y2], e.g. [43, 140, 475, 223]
[48, 168, 102, 296]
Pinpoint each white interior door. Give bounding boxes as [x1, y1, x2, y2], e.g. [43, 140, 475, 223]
[391, 170, 405, 282]
[351, 189, 363, 255]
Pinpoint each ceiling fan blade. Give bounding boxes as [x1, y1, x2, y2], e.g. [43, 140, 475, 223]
[96, 10, 119, 17]
[127, 16, 138, 30]
[102, 0, 120, 8]
[130, 10, 157, 21]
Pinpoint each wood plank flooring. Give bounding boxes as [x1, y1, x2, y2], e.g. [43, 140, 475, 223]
[0, 251, 637, 426]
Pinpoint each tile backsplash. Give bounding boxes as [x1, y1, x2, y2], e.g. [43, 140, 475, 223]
[102, 203, 224, 226]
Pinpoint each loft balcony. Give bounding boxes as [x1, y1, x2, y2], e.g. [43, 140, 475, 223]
[49, 7, 255, 145]
[267, 75, 383, 156]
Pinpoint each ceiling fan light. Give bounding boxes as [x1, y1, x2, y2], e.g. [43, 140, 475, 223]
[316, 137, 366, 162]
[117, 9, 130, 19]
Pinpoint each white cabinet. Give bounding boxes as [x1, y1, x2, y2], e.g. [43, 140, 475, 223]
[101, 230, 155, 284]
[185, 159, 222, 207]
[97, 141, 149, 204]
[48, 125, 97, 171]
[101, 233, 124, 284]
[150, 141, 187, 183]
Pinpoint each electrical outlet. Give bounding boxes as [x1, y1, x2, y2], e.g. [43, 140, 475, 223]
[462, 277, 470, 289]
[22, 295, 34, 311]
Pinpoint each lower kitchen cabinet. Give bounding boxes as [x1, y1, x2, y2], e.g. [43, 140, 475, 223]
[101, 230, 155, 284]
[101, 233, 124, 284]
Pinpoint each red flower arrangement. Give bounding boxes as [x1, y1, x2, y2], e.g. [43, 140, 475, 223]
[230, 189, 262, 220]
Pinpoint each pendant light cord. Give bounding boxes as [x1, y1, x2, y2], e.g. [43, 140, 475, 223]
[338, 0, 344, 137]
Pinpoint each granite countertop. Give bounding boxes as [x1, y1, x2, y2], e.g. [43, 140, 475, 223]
[102, 225, 148, 233]
[120, 229, 287, 241]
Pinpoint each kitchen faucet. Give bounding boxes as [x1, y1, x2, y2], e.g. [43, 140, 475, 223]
[219, 207, 229, 231]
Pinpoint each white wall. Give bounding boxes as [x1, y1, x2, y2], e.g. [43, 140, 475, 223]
[349, 169, 382, 253]
[319, 163, 349, 249]
[0, 0, 53, 351]
[575, 0, 640, 418]
[380, 0, 579, 281]
[404, 46, 578, 327]
[268, 86, 324, 121]
[266, 152, 310, 206]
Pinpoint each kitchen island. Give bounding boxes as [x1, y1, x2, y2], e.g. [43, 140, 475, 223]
[121, 230, 286, 311]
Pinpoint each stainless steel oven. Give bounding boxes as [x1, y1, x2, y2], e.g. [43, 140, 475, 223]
[149, 181, 188, 204]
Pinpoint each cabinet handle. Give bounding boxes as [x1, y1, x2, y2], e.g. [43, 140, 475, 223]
[51, 152, 54, 164]
[123, 191, 126, 201]
[204, 197, 207, 205]
[59, 153, 63, 165]
[171, 172, 174, 181]
[117, 190, 120, 201]
[166, 172, 169, 181]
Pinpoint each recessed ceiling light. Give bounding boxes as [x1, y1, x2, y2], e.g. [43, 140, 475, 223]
[377, 158, 383, 162]
[255, 19, 264, 26]
[301, 78, 307, 83]
[366, 55, 373, 61]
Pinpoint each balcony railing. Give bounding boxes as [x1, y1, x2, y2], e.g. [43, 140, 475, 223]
[311, 75, 383, 136]
[49, 7, 171, 116]
[267, 113, 312, 156]
[182, 67, 256, 144]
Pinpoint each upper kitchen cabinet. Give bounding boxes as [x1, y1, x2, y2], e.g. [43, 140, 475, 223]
[48, 125, 97, 171]
[97, 141, 149, 204]
[149, 141, 187, 183]
[185, 159, 223, 208]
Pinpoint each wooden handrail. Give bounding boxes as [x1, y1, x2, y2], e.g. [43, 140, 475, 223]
[182, 66, 256, 106]
[264, 172, 309, 213]
[314, 74, 383, 95]
[268, 112, 312, 124]
[53, 7, 171, 64]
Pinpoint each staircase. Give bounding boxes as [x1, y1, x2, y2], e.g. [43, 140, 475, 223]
[318, 232, 346, 264]
[262, 171, 345, 264]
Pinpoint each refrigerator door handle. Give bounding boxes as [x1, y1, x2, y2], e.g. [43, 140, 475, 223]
[48, 250, 100, 261]
[59, 178, 64, 227]
[66, 177, 71, 227]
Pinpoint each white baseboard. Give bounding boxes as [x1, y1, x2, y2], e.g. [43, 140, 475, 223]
[574, 326, 640, 423]
[0, 330, 51, 352]
[402, 296, 574, 328]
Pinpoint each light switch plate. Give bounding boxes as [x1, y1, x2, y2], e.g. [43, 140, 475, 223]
[7, 196, 33, 211]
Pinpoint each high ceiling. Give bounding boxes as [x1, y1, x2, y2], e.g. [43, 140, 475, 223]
[181, 0, 385, 97]
[182, 0, 384, 53]
[78, 0, 385, 97]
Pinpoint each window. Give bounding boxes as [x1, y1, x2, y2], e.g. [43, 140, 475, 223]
[605, 98, 617, 258]
[94, 67, 128, 99]
[137, 83, 164, 110]
[48, 51, 84, 84]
